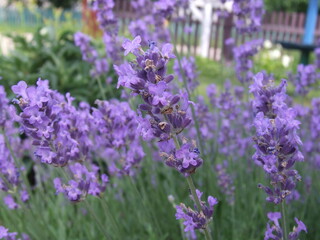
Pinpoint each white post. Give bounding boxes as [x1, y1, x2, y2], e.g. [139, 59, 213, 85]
[200, 1, 213, 58]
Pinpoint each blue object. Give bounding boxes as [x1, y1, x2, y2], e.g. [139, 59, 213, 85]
[278, 0, 319, 64]
[303, 0, 319, 44]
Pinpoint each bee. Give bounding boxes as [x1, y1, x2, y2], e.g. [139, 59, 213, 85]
[193, 148, 200, 155]
[267, 146, 276, 154]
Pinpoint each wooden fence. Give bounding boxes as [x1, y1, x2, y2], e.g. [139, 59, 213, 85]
[1, 1, 319, 61]
[112, 3, 320, 61]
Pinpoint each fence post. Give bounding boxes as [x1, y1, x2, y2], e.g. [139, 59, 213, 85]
[200, 2, 213, 58]
[222, 14, 233, 61]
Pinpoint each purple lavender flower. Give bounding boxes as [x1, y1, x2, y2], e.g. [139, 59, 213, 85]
[91, 0, 122, 63]
[164, 141, 203, 177]
[74, 32, 109, 78]
[175, 189, 218, 232]
[251, 72, 304, 204]
[250, 72, 286, 118]
[123, 36, 142, 56]
[315, 38, 320, 68]
[92, 99, 145, 177]
[91, 58, 109, 78]
[231, 0, 265, 34]
[264, 212, 307, 240]
[92, 0, 117, 35]
[74, 32, 98, 64]
[12, 80, 93, 167]
[114, 37, 202, 176]
[173, 57, 199, 92]
[0, 86, 29, 209]
[3, 195, 19, 209]
[129, 0, 186, 46]
[233, 39, 263, 83]
[215, 161, 235, 205]
[206, 84, 217, 108]
[187, 96, 216, 141]
[307, 98, 320, 168]
[289, 64, 318, 96]
[0, 225, 29, 240]
[54, 163, 109, 202]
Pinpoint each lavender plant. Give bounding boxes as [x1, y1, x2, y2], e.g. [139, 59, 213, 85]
[251, 72, 307, 239]
[114, 36, 216, 239]
[288, 64, 319, 96]
[0, 86, 29, 209]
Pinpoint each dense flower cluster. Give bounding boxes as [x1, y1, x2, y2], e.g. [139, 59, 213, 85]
[12, 80, 93, 167]
[264, 212, 307, 240]
[207, 81, 251, 158]
[92, 99, 145, 176]
[288, 64, 318, 96]
[175, 189, 218, 232]
[251, 72, 304, 204]
[54, 163, 109, 202]
[115, 36, 202, 176]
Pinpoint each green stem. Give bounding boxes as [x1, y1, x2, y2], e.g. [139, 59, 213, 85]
[173, 135, 212, 240]
[100, 197, 122, 238]
[84, 200, 112, 240]
[96, 77, 107, 100]
[173, 46, 205, 155]
[128, 176, 162, 235]
[59, 168, 111, 239]
[281, 201, 288, 240]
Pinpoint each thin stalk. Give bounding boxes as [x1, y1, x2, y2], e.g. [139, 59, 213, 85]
[173, 135, 212, 240]
[100, 197, 122, 236]
[84, 200, 112, 240]
[96, 77, 107, 100]
[281, 201, 288, 240]
[173, 46, 205, 155]
[128, 176, 162, 235]
[59, 168, 111, 239]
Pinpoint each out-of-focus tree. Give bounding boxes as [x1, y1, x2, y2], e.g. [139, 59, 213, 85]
[264, 0, 309, 12]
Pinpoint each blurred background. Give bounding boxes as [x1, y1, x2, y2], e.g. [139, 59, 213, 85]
[0, 0, 318, 102]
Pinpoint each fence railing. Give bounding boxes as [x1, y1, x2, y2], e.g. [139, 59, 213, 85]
[1, 3, 319, 61]
[113, 4, 320, 61]
[0, 7, 81, 27]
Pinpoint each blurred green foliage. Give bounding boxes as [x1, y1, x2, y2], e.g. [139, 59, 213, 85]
[0, 27, 117, 103]
[264, 0, 309, 13]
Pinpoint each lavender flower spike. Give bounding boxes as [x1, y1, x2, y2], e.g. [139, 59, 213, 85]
[176, 189, 218, 232]
[251, 72, 304, 204]
[115, 37, 212, 239]
[264, 212, 307, 240]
